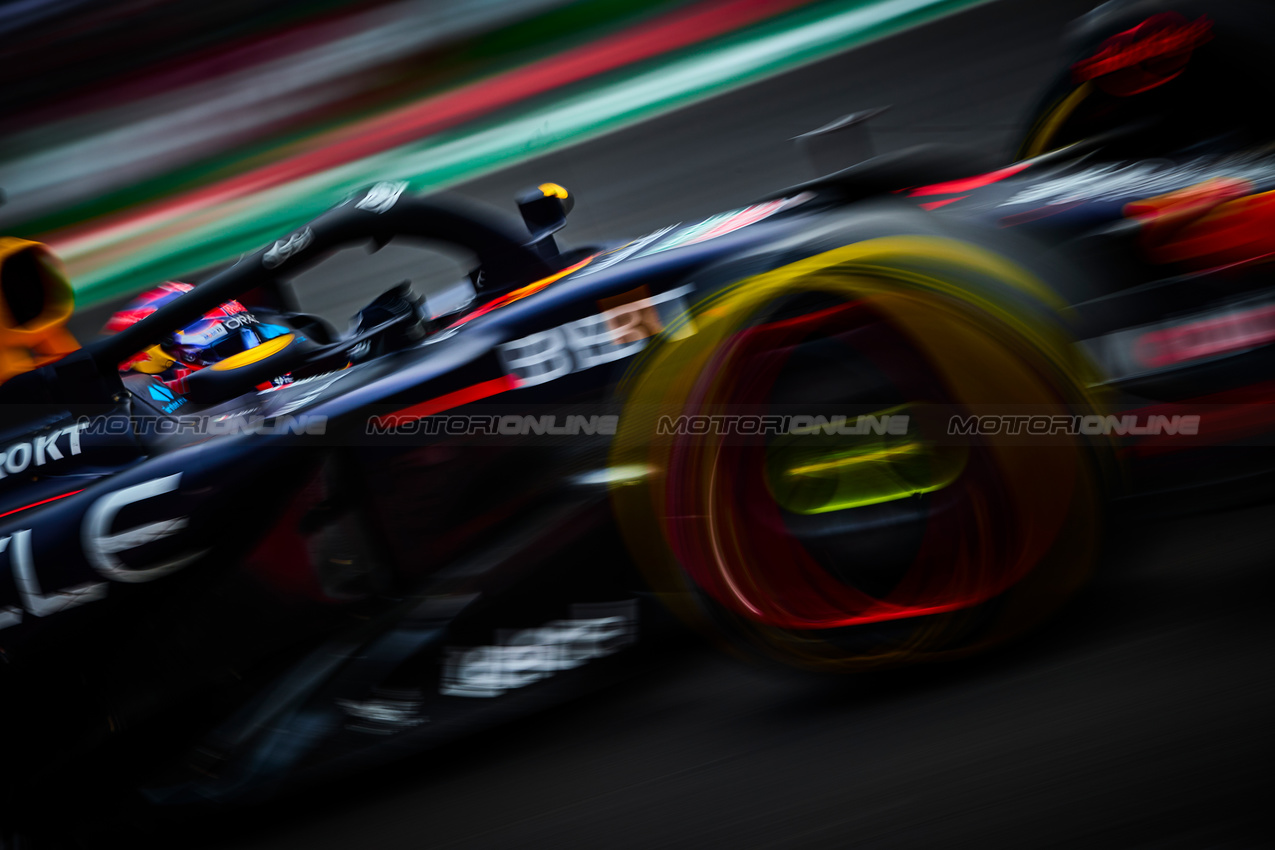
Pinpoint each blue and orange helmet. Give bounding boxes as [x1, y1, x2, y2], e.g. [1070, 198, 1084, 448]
[107, 282, 289, 382]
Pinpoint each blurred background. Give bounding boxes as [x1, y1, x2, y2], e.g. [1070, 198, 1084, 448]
[3, 0, 1272, 846]
[1, 0, 995, 313]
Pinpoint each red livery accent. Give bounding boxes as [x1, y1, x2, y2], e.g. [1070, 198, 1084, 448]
[919, 196, 968, 211]
[1135, 304, 1275, 369]
[446, 257, 593, 330]
[908, 163, 1030, 198]
[1130, 187, 1275, 268]
[0, 489, 85, 520]
[370, 374, 522, 429]
[1072, 13, 1212, 95]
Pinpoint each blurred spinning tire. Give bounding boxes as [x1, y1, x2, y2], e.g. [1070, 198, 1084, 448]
[612, 215, 1110, 671]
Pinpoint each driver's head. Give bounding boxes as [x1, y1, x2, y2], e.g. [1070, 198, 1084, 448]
[107, 282, 285, 376]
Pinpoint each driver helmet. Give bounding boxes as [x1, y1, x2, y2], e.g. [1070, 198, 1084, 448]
[106, 282, 290, 390]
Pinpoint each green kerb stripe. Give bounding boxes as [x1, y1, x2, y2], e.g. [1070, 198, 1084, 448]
[68, 0, 991, 306]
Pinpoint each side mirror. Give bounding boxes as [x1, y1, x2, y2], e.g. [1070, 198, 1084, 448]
[516, 183, 575, 258]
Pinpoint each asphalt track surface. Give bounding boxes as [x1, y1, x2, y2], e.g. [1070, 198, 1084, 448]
[103, 0, 1274, 846]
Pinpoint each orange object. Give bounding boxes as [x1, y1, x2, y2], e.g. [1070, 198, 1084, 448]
[0, 238, 79, 383]
[1125, 180, 1275, 268]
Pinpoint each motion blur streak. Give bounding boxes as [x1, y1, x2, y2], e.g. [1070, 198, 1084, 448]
[31, 0, 994, 304]
[612, 237, 1101, 667]
[0, 0, 582, 221]
[43, 0, 818, 252]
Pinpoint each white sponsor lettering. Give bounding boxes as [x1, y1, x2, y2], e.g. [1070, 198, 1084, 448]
[1, 473, 203, 630]
[498, 285, 695, 386]
[182, 322, 228, 345]
[335, 693, 428, 734]
[356, 181, 408, 214]
[1004, 152, 1275, 207]
[498, 328, 573, 386]
[83, 473, 203, 583]
[263, 227, 314, 269]
[572, 225, 677, 278]
[266, 369, 353, 417]
[441, 602, 637, 698]
[0, 423, 86, 480]
[0, 531, 106, 619]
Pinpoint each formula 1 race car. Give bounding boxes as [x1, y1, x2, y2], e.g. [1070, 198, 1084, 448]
[3, 0, 1275, 842]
